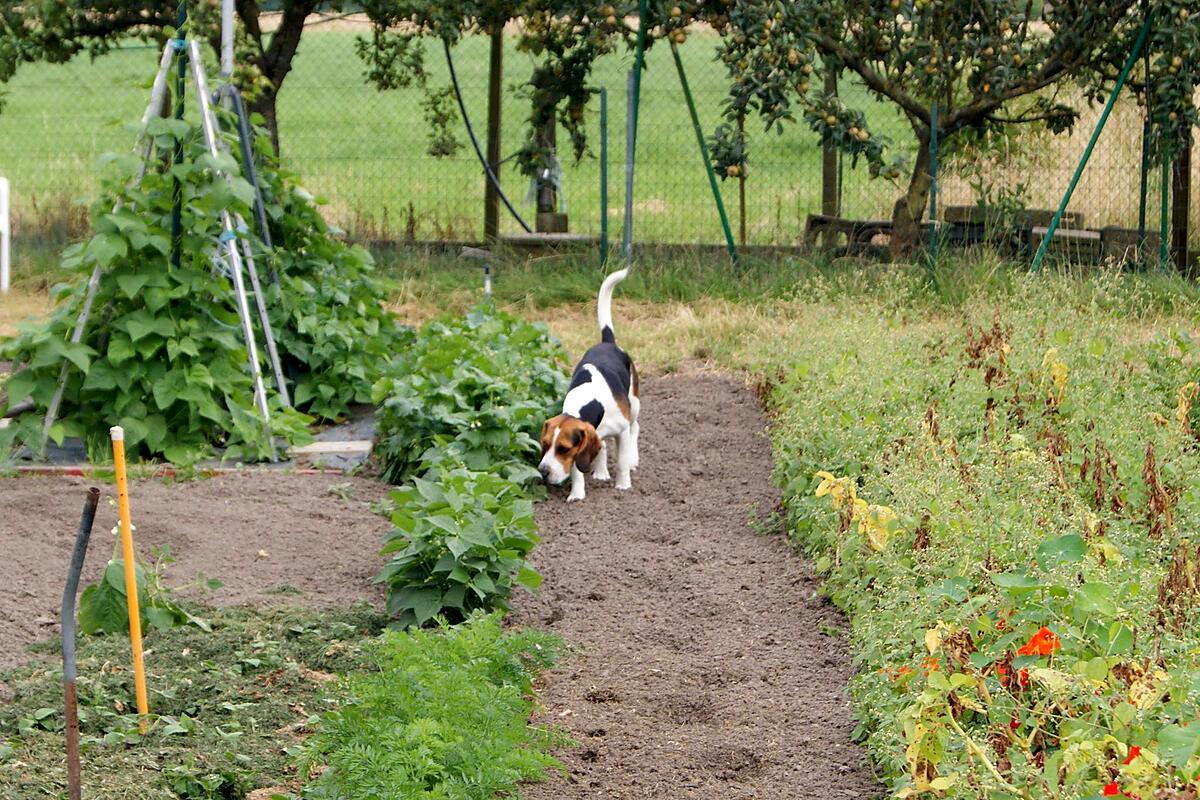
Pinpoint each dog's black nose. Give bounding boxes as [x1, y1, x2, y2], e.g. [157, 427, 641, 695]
[538, 465, 551, 482]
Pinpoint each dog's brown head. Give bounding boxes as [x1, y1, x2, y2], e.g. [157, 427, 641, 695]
[537, 414, 601, 484]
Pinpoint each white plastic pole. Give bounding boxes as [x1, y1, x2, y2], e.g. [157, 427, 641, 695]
[0, 176, 9, 294]
[221, 0, 234, 79]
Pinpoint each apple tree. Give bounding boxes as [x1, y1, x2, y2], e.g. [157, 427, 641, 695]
[680, 0, 1200, 252]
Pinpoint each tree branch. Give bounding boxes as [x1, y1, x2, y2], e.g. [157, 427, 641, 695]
[810, 32, 931, 125]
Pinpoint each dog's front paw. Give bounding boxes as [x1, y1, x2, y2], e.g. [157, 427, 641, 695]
[592, 466, 612, 481]
[567, 491, 586, 502]
[615, 476, 632, 491]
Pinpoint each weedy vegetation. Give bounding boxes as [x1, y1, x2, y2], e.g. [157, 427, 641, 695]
[763, 276, 1200, 798]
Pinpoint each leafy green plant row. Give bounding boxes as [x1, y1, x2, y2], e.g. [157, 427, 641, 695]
[299, 614, 565, 799]
[371, 309, 567, 627]
[766, 302, 1200, 799]
[0, 114, 407, 464]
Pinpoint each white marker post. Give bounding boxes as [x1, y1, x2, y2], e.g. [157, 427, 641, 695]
[0, 176, 10, 293]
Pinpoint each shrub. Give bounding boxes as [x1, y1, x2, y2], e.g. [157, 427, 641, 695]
[299, 614, 564, 799]
[0, 117, 405, 463]
[378, 469, 542, 628]
[371, 308, 567, 485]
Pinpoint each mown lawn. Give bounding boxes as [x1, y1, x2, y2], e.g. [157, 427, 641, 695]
[0, 26, 910, 245]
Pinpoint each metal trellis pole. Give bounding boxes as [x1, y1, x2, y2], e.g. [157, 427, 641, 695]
[171, 5, 188, 270]
[188, 40, 275, 453]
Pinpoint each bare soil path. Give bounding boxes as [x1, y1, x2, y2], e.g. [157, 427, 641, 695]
[514, 373, 879, 799]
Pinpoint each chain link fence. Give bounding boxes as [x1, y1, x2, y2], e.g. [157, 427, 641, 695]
[0, 16, 1193, 257]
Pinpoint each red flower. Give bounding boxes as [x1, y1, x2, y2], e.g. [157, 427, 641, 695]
[1122, 746, 1141, 765]
[1018, 668, 1030, 688]
[922, 657, 940, 675]
[1009, 715, 1020, 730]
[1102, 781, 1121, 796]
[1017, 626, 1062, 657]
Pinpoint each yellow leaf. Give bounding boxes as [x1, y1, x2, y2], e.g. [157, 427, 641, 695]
[1129, 669, 1169, 710]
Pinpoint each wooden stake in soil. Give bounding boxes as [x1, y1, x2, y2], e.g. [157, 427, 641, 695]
[110, 426, 150, 733]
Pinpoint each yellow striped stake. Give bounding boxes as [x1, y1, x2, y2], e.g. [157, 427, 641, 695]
[110, 426, 150, 733]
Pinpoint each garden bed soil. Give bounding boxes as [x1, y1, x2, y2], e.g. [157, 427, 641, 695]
[514, 373, 879, 798]
[0, 472, 390, 669]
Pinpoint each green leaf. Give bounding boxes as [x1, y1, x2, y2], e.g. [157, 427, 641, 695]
[119, 310, 175, 343]
[1074, 582, 1116, 617]
[115, 271, 152, 299]
[516, 567, 543, 591]
[1036, 534, 1087, 570]
[88, 232, 128, 267]
[78, 578, 128, 635]
[1157, 723, 1200, 768]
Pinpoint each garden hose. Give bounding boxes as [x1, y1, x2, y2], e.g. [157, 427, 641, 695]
[443, 40, 532, 234]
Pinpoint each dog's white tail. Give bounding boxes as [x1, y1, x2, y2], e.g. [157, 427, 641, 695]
[597, 267, 629, 344]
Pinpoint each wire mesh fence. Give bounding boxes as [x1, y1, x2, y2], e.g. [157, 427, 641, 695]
[0, 16, 1192, 258]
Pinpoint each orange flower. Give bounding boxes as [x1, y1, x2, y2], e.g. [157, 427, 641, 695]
[1017, 626, 1062, 657]
[922, 656, 940, 675]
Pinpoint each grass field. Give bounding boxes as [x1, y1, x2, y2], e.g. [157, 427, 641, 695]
[1, 21, 1192, 250]
[1, 24, 910, 246]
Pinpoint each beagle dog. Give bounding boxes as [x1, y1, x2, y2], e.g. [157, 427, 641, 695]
[538, 268, 639, 502]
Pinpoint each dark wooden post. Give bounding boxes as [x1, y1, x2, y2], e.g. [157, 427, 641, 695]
[535, 118, 568, 232]
[821, 69, 839, 216]
[1171, 143, 1191, 275]
[484, 27, 504, 243]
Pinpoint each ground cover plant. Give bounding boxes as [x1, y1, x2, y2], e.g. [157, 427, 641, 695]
[760, 275, 1200, 797]
[299, 614, 564, 799]
[0, 115, 404, 464]
[372, 307, 567, 626]
[0, 605, 384, 800]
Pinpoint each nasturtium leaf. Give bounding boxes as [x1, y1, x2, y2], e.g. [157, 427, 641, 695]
[1036, 534, 1087, 569]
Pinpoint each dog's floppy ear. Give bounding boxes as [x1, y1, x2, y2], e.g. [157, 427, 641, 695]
[574, 425, 602, 473]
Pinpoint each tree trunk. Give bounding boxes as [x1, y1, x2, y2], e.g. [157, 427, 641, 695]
[246, 84, 281, 157]
[891, 129, 931, 256]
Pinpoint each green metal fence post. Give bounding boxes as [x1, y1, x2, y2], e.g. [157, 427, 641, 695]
[1160, 156, 1170, 268]
[669, 40, 738, 264]
[1030, 10, 1154, 273]
[631, 0, 648, 156]
[1137, 4, 1152, 259]
[599, 87, 608, 265]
